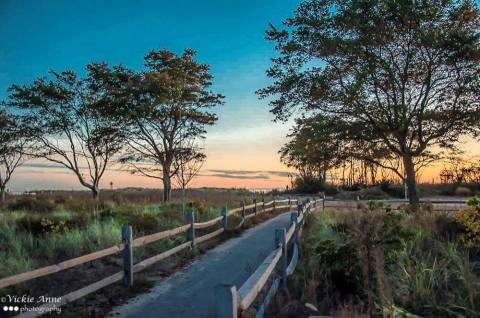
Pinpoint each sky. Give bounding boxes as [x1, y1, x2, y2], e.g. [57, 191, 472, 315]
[0, 0, 301, 191]
[1, 1, 478, 192]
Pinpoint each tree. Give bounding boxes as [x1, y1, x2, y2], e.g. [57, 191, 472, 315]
[0, 111, 26, 204]
[440, 156, 480, 184]
[173, 138, 205, 211]
[280, 114, 348, 183]
[259, 0, 480, 208]
[117, 49, 223, 203]
[6, 64, 125, 200]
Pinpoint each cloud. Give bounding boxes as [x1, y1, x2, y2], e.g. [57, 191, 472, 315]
[203, 169, 293, 180]
[265, 171, 294, 177]
[21, 163, 64, 169]
[17, 169, 72, 175]
[208, 169, 260, 175]
[208, 173, 270, 180]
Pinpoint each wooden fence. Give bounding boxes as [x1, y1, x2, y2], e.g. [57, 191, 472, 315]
[214, 197, 323, 318]
[324, 199, 467, 212]
[0, 196, 301, 318]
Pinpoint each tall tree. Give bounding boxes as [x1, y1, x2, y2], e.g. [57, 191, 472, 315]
[117, 49, 223, 203]
[6, 64, 125, 200]
[259, 0, 480, 207]
[0, 111, 27, 204]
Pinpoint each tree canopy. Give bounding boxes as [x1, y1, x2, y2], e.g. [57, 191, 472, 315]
[259, 0, 480, 206]
[115, 49, 223, 202]
[6, 64, 126, 199]
[0, 110, 27, 203]
[280, 114, 349, 182]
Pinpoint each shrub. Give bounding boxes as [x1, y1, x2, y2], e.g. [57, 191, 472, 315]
[7, 195, 56, 213]
[360, 186, 388, 200]
[379, 180, 404, 198]
[456, 198, 480, 248]
[286, 208, 479, 317]
[293, 176, 339, 195]
[455, 186, 472, 197]
[129, 213, 159, 234]
[291, 214, 363, 313]
[389, 234, 480, 317]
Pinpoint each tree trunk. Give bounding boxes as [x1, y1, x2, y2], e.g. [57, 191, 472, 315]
[0, 186, 5, 207]
[403, 154, 420, 210]
[91, 187, 100, 201]
[162, 166, 172, 203]
[181, 186, 186, 213]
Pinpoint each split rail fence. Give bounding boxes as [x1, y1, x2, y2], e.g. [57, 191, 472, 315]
[214, 197, 323, 318]
[0, 196, 305, 318]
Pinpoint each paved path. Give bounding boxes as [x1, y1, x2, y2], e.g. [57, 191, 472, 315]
[111, 212, 293, 318]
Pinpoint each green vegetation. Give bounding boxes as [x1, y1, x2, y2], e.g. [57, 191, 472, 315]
[0, 188, 256, 279]
[280, 203, 480, 318]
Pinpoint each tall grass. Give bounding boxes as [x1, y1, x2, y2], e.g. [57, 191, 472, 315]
[390, 233, 479, 317]
[0, 214, 123, 277]
[286, 208, 480, 318]
[0, 191, 242, 278]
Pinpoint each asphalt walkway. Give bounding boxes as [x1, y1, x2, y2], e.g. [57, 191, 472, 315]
[111, 212, 292, 318]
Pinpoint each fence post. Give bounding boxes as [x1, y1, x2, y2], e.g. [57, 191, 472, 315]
[186, 209, 195, 248]
[323, 193, 326, 212]
[215, 284, 238, 318]
[221, 206, 228, 230]
[240, 201, 245, 220]
[122, 225, 133, 288]
[288, 196, 291, 207]
[273, 195, 276, 212]
[275, 228, 288, 294]
[297, 203, 303, 215]
[253, 198, 257, 216]
[262, 193, 265, 212]
[290, 212, 298, 243]
[297, 203, 304, 225]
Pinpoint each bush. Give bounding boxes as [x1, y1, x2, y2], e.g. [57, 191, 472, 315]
[456, 198, 480, 248]
[455, 186, 472, 197]
[360, 186, 388, 200]
[8, 196, 56, 213]
[292, 214, 362, 312]
[390, 234, 479, 317]
[293, 176, 339, 195]
[129, 213, 160, 235]
[379, 180, 404, 198]
[284, 208, 480, 317]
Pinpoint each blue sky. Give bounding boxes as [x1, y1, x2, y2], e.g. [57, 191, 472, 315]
[0, 0, 299, 191]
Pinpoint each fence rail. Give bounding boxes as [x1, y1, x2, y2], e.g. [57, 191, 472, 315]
[215, 197, 323, 318]
[0, 195, 300, 318]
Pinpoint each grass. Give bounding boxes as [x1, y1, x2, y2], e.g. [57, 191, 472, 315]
[0, 188, 261, 279]
[0, 214, 123, 277]
[274, 203, 480, 318]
